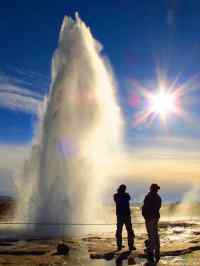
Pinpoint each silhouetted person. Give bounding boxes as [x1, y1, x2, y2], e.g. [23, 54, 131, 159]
[142, 184, 162, 263]
[114, 184, 135, 251]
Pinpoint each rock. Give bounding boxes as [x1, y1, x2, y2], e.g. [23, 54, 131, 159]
[128, 254, 136, 265]
[190, 239, 200, 244]
[193, 231, 200, 235]
[161, 245, 200, 256]
[56, 243, 69, 255]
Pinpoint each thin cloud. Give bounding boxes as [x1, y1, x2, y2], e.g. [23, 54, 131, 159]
[0, 76, 44, 115]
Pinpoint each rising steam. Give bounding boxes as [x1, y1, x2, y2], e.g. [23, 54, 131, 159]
[15, 13, 123, 235]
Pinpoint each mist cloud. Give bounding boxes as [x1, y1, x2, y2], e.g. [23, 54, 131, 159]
[0, 74, 44, 115]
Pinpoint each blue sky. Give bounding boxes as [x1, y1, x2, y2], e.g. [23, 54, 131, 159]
[0, 1, 200, 201]
[1, 0, 200, 145]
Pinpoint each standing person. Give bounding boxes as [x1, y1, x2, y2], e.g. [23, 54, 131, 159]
[142, 184, 162, 263]
[114, 184, 136, 251]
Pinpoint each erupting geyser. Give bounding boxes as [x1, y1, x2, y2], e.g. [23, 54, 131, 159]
[16, 13, 123, 235]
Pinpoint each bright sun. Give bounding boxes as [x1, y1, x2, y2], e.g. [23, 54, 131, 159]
[131, 78, 189, 126]
[149, 89, 177, 118]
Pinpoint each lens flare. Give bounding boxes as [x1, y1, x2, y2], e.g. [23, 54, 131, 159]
[148, 88, 178, 120]
[129, 75, 196, 127]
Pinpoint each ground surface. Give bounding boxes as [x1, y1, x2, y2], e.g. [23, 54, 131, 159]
[0, 221, 199, 265]
[0, 202, 199, 265]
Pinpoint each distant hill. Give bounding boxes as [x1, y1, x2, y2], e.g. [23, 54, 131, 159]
[0, 195, 15, 220]
[0, 195, 14, 201]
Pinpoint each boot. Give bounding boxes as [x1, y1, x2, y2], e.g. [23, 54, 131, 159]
[129, 245, 136, 251]
[117, 245, 122, 251]
[146, 251, 154, 263]
[155, 249, 160, 263]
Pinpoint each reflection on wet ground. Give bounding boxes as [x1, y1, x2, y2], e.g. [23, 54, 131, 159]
[85, 220, 200, 265]
[0, 220, 199, 265]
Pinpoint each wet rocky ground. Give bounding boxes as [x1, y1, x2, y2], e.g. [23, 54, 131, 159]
[0, 221, 199, 265]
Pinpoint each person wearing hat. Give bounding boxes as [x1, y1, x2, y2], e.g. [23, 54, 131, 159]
[114, 184, 136, 251]
[142, 184, 162, 263]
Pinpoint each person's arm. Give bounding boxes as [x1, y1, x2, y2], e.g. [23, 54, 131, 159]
[113, 193, 117, 203]
[155, 195, 161, 210]
[142, 196, 147, 217]
[143, 195, 148, 206]
[159, 196, 162, 209]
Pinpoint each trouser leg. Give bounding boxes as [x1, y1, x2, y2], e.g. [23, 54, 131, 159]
[125, 216, 135, 249]
[116, 218, 123, 249]
[153, 219, 160, 261]
[145, 219, 160, 254]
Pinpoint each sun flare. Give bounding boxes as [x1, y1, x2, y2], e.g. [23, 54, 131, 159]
[130, 78, 188, 126]
[149, 89, 177, 119]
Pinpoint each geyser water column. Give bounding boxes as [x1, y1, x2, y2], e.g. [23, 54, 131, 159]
[22, 13, 123, 234]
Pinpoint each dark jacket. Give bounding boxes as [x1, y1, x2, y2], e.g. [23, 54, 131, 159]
[142, 192, 162, 219]
[114, 192, 131, 217]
